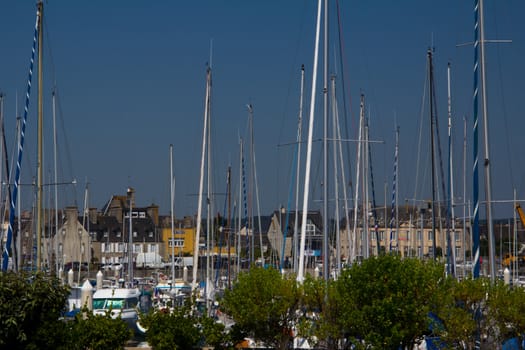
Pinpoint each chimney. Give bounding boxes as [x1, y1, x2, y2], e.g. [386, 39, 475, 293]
[89, 208, 98, 225]
[147, 205, 159, 226]
[65, 206, 78, 223]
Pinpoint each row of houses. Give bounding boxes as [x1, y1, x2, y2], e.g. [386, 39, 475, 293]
[13, 188, 510, 272]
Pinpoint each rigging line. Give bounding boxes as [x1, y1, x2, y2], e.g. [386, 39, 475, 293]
[213, 173, 229, 286]
[491, 10, 515, 193]
[366, 113, 380, 254]
[54, 88, 78, 207]
[0, 96, 12, 230]
[412, 58, 429, 208]
[2, 5, 40, 271]
[335, 0, 356, 202]
[429, 52, 451, 251]
[280, 129, 299, 270]
[275, 2, 309, 214]
[240, 139, 249, 264]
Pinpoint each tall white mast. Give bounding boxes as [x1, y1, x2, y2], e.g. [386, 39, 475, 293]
[36, 1, 44, 271]
[322, 0, 329, 281]
[334, 88, 351, 268]
[479, 0, 496, 281]
[447, 63, 457, 276]
[237, 138, 243, 276]
[297, 0, 322, 283]
[331, 76, 341, 271]
[192, 66, 211, 291]
[52, 88, 59, 274]
[293, 65, 305, 272]
[351, 95, 364, 261]
[170, 144, 175, 281]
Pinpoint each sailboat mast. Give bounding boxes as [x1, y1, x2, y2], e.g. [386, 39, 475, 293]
[322, 0, 329, 281]
[237, 138, 243, 276]
[298, 0, 322, 282]
[227, 165, 231, 289]
[52, 88, 59, 274]
[363, 109, 369, 259]
[192, 66, 211, 291]
[127, 187, 133, 284]
[331, 76, 340, 269]
[170, 144, 175, 281]
[293, 65, 305, 272]
[479, 0, 496, 281]
[36, 0, 44, 272]
[447, 63, 457, 276]
[352, 95, 364, 260]
[428, 49, 437, 259]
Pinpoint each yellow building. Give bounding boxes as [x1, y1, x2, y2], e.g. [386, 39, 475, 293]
[161, 225, 196, 260]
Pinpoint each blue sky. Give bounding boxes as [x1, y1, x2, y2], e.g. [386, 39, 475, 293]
[0, 1, 524, 220]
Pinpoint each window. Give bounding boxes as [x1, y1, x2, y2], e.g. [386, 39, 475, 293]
[306, 224, 316, 235]
[168, 238, 184, 248]
[379, 230, 385, 241]
[104, 231, 108, 238]
[455, 231, 461, 241]
[101, 243, 106, 253]
[118, 243, 124, 253]
[417, 230, 422, 241]
[133, 244, 141, 253]
[133, 231, 137, 238]
[406, 230, 411, 241]
[139, 212, 146, 218]
[149, 244, 157, 253]
[148, 231, 153, 238]
[428, 231, 433, 241]
[117, 231, 121, 238]
[390, 230, 397, 241]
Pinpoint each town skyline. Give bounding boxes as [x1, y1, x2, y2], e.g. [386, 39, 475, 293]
[0, 1, 524, 221]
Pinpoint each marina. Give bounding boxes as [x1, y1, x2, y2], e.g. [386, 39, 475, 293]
[0, 0, 524, 348]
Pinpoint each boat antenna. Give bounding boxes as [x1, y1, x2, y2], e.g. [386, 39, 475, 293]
[209, 39, 213, 69]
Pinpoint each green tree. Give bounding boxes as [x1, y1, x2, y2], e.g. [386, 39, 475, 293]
[331, 254, 447, 349]
[299, 275, 339, 349]
[141, 301, 201, 350]
[0, 271, 70, 349]
[67, 310, 132, 350]
[486, 280, 525, 347]
[435, 276, 487, 349]
[200, 313, 234, 350]
[220, 267, 302, 350]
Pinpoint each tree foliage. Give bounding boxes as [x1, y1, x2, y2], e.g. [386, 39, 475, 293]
[141, 304, 201, 350]
[0, 271, 133, 350]
[220, 267, 302, 350]
[486, 280, 525, 347]
[329, 254, 448, 349]
[0, 271, 70, 349]
[67, 311, 132, 350]
[140, 296, 233, 350]
[435, 276, 487, 348]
